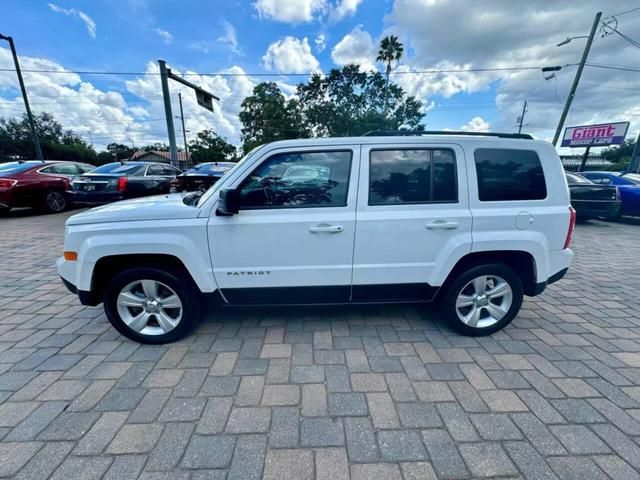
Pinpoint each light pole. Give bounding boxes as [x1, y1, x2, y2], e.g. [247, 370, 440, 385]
[0, 34, 43, 161]
[550, 11, 602, 147]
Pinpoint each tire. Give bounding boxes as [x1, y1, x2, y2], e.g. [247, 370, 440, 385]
[103, 267, 201, 344]
[42, 190, 67, 213]
[441, 263, 524, 336]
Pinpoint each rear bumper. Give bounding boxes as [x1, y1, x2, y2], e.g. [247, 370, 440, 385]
[572, 199, 621, 219]
[67, 190, 125, 205]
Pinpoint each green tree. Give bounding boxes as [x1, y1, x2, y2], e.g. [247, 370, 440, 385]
[239, 82, 308, 153]
[0, 112, 96, 163]
[188, 129, 237, 164]
[296, 64, 423, 136]
[601, 139, 636, 170]
[376, 35, 404, 114]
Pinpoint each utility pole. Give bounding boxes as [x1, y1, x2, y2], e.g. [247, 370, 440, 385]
[178, 92, 189, 166]
[628, 131, 640, 173]
[552, 11, 602, 146]
[0, 34, 43, 161]
[158, 60, 179, 167]
[517, 100, 528, 134]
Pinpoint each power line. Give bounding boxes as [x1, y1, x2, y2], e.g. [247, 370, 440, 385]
[609, 6, 640, 18]
[0, 64, 570, 77]
[586, 62, 640, 72]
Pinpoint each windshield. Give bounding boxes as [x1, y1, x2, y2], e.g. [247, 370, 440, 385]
[0, 162, 39, 175]
[197, 145, 265, 207]
[622, 173, 640, 185]
[90, 163, 142, 174]
[565, 173, 591, 185]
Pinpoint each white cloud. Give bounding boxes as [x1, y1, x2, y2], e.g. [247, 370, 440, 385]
[217, 21, 242, 56]
[154, 28, 173, 44]
[254, 0, 327, 23]
[48, 3, 96, 38]
[331, 25, 377, 71]
[330, 0, 364, 21]
[461, 116, 490, 132]
[315, 34, 326, 53]
[0, 48, 255, 149]
[263, 37, 320, 73]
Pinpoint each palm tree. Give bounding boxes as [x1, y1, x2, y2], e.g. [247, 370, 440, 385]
[376, 35, 404, 115]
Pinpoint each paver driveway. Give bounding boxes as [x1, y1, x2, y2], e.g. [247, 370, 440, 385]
[1, 209, 640, 480]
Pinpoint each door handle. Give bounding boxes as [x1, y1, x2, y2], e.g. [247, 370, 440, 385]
[309, 224, 344, 233]
[426, 220, 459, 230]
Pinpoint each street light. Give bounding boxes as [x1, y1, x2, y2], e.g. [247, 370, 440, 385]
[0, 33, 43, 161]
[556, 35, 589, 47]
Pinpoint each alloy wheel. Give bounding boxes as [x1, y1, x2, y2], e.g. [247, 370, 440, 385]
[455, 275, 513, 328]
[116, 279, 183, 336]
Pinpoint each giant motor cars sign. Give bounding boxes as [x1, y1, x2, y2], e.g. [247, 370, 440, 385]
[561, 122, 629, 148]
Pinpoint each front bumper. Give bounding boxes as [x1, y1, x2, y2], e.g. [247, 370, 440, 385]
[57, 257, 101, 306]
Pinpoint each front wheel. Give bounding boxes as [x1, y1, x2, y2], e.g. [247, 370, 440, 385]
[103, 267, 201, 344]
[441, 263, 523, 336]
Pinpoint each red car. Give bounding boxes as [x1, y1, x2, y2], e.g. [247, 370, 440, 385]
[0, 160, 95, 214]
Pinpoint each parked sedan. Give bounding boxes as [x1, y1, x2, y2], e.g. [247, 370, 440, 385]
[170, 161, 235, 192]
[566, 173, 621, 220]
[581, 171, 640, 217]
[68, 162, 181, 205]
[0, 160, 95, 214]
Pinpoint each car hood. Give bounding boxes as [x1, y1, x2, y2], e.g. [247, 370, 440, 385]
[66, 193, 200, 226]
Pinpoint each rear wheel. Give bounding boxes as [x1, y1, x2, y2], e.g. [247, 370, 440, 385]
[42, 190, 67, 213]
[442, 263, 523, 336]
[103, 267, 201, 344]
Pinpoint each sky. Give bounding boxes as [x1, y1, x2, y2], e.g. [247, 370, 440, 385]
[1, 0, 640, 153]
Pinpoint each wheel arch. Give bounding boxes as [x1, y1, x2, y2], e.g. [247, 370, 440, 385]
[439, 250, 537, 297]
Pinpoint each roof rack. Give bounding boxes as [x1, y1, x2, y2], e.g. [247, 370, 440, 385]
[361, 130, 534, 140]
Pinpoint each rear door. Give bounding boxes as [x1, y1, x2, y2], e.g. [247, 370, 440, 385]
[352, 143, 472, 301]
[208, 146, 359, 304]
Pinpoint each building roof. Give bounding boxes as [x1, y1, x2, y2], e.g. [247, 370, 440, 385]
[131, 150, 192, 161]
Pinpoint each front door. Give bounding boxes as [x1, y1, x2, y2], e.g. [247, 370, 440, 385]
[208, 146, 359, 304]
[352, 143, 472, 301]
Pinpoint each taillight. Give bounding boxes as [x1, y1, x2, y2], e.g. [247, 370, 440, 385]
[563, 206, 576, 249]
[116, 177, 128, 192]
[0, 179, 17, 190]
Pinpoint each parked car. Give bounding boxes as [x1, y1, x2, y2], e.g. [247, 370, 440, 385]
[0, 160, 95, 214]
[565, 172, 621, 220]
[68, 161, 182, 205]
[581, 171, 640, 217]
[58, 132, 574, 344]
[170, 162, 236, 193]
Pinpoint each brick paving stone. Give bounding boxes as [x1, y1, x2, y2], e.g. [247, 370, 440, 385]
[5, 214, 640, 479]
[316, 447, 349, 480]
[378, 429, 428, 462]
[0, 441, 43, 477]
[226, 407, 271, 433]
[228, 433, 267, 480]
[181, 435, 236, 469]
[350, 462, 403, 480]
[263, 448, 314, 480]
[301, 417, 344, 447]
[106, 423, 163, 454]
[459, 442, 518, 478]
[146, 422, 195, 471]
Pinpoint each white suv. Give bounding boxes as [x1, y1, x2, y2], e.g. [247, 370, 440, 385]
[58, 132, 575, 344]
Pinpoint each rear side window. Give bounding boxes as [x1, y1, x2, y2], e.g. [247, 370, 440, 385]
[474, 148, 546, 201]
[369, 149, 457, 205]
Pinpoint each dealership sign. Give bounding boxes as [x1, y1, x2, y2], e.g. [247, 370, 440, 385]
[561, 122, 629, 148]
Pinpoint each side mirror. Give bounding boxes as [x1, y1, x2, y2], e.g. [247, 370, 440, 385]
[216, 188, 240, 216]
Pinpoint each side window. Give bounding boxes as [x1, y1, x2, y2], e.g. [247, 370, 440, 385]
[55, 163, 80, 175]
[238, 150, 352, 209]
[369, 149, 457, 205]
[77, 164, 95, 173]
[39, 166, 55, 174]
[474, 148, 546, 201]
[162, 166, 180, 176]
[147, 165, 164, 176]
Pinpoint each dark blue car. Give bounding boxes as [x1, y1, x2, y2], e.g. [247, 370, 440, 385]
[170, 161, 236, 192]
[581, 171, 640, 217]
